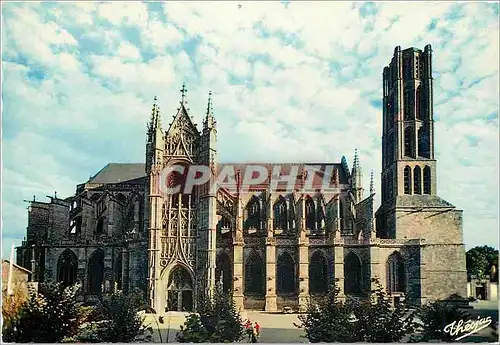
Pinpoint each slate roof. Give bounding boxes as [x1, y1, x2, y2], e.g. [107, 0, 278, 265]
[89, 163, 146, 184]
[395, 195, 456, 208]
[2, 259, 32, 274]
[87, 162, 348, 189]
[216, 163, 348, 190]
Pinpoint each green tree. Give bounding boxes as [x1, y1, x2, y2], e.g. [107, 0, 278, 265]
[297, 279, 416, 343]
[410, 300, 470, 342]
[176, 314, 211, 343]
[296, 281, 359, 343]
[2, 283, 89, 343]
[351, 279, 416, 342]
[74, 288, 152, 343]
[177, 284, 245, 343]
[466, 246, 498, 280]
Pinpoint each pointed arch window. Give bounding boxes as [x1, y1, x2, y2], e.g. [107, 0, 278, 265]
[316, 203, 324, 232]
[277, 252, 296, 294]
[96, 217, 105, 236]
[273, 197, 288, 230]
[245, 252, 265, 295]
[415, 86, 422, 120]
[413, 166, 422, 195]
[245, 196, 260, 230]
[344, 252, 362, 294]
[309, 251, 328, 294]
[217, 215, 231, 237]
[404, 90, 411, 120]
[57, 249, 78, 287]
[403, 58, 410, 80]
[404, 166, 412, 195]
[87, 249, 104, 294]
[387, 252, 406, 293]
[418, 127, 430, 158]
[305, 197, 315, 231]
[216, 252, 232, 293]
[423, 166, 431, 194]
[404, 126, 414, 157]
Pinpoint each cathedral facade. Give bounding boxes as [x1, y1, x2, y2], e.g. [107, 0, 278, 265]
[16, 45, 467, 313]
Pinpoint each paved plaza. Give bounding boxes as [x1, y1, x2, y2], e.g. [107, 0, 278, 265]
[143, 310, 306, 343]
[143, 300, 498, 343]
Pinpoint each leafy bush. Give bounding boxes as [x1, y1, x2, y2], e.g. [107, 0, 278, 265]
[297, 279, 416, 343]
[177, 284, 245, 343]
[411, 300, 470, 342]
[296, 281, 359, 343]
[2, 283, 88, 343]
[351, 279, 416, 342]
[74, 288, 152, 343]
[176, 314, 211, 343]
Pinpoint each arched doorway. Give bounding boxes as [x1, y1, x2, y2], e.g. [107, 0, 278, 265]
[277, 252, 296, 295]
[87, 249, 104, 294]
[309, 251, 328, 295]
[57, 249, 78, 287]
[216, 252, 232, 293]
[166, 265, 194, 312]
[344, 252, 362, 294]
[244, 252, 265, 295]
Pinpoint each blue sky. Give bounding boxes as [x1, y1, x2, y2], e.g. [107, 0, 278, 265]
[1, 2, 499, 258]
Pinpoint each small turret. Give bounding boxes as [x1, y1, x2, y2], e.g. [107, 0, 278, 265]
[370, 169, 375, 196]
[147, 96, 158, 143]
[204, 91, 216, 130]
[351, 148, 364, 203]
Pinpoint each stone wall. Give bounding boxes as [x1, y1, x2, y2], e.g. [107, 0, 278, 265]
[394, 208, 463, 244]
[420, 243, 467, 303]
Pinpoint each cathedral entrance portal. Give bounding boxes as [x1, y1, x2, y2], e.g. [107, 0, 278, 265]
[166, 265, 193, 312]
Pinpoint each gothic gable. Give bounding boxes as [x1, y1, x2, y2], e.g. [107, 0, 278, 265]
[165, 104, 201, 160]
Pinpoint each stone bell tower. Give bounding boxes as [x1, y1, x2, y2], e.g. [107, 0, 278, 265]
[376, 45, 467, 304]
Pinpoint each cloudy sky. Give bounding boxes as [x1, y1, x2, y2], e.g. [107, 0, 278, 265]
[1, 2, 498, 258]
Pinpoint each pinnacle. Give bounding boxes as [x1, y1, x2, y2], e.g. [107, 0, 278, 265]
[180, 82, 187, 103]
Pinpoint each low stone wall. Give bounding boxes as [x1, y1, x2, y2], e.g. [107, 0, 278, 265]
[244, 296, 265, 310]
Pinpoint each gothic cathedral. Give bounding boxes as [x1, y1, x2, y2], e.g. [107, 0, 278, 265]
[16, 45, 467, 313]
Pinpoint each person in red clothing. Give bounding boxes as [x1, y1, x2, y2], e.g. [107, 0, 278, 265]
[254, 322, 261, 337]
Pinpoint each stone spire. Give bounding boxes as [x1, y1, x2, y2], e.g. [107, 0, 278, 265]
[353, 148, 359, 170]
[155, 105, 162, 129]
[370, 169, 375, 196]
[147, 96, 158, 142]
[351, 148, 364, 203]
[204, 91, 216, 130]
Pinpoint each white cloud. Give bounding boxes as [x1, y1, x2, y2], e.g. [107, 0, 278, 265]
[141, 19, 184, 52]
[117, 41, 142, 61]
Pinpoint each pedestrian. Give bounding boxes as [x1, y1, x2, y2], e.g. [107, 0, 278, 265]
[244, 319, 253, 342]
[250, 327, 257, 343]
[254, 322, 261, 337]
